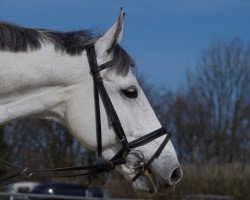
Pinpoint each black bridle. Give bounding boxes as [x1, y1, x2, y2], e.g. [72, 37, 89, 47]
[0, 44, 171, 187]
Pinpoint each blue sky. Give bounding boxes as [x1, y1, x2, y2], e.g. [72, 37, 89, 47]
[1, 0, 250, 90]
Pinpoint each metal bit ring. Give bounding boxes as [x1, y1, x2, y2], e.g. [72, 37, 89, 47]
[124, 150, 145, 169]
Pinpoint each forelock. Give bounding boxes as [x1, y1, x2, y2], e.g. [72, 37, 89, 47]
[108, 45, 135, 76]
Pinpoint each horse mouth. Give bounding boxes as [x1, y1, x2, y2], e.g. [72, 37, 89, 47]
[144, 168, 157, 193]
[132, 171, 157, 194]
[133, 169, 175, 195]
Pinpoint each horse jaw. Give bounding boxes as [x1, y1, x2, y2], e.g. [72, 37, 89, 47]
[116, 164, 157, 194]
[132, 174, 157, 194]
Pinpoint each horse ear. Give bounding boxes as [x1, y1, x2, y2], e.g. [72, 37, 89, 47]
[95, 8, 125, 53]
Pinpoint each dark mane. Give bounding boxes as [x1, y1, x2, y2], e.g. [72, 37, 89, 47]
[0, 22, 135, 75]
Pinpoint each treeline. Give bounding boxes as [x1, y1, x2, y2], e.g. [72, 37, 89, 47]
[0, 37, 250, 199]
[139, 37, 250, 200]
[142, 37, 250, 165]
[0, 120, 96, 184]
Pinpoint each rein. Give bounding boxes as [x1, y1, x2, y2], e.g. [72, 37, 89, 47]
[0, 44, 171, 187]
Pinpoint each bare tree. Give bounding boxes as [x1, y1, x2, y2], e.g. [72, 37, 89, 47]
[172, 37, 250, 163]
[0, 126, 12, 176]
[1, 119, 107, 183]
[3, 119, 89, 169]
[0, 127, 6, 159]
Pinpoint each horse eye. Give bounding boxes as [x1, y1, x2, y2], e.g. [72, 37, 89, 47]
[121, 87, 138, 99]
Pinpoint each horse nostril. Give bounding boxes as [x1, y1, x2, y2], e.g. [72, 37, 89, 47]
[170, 167, 183, 184]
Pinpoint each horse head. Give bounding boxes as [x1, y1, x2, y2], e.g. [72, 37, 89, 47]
[66, 9, 182, 194]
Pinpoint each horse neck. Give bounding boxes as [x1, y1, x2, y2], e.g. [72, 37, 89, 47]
[0, 44, 90, 125]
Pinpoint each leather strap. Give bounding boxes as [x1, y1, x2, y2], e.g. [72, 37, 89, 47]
[131, 132, 171, 182]
[0, 158, 125, 187]
[85, 44, 130, 155]
[111, 127, 167, 161]
[86, 45, 103, 157]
